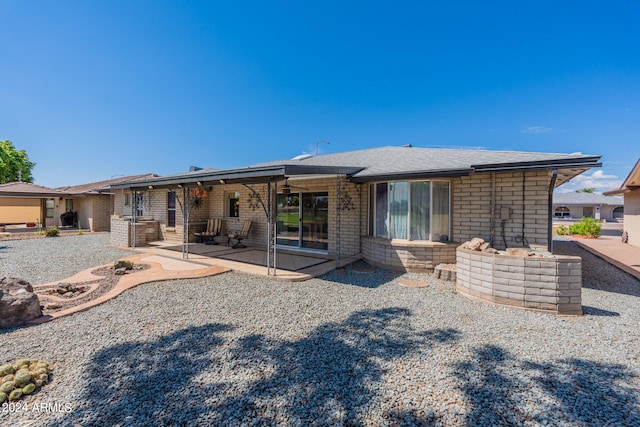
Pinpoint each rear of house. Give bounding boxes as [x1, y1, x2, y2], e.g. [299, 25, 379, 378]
[110, 146, 601, 271]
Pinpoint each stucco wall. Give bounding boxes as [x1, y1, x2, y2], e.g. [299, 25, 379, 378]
[624, 190, 640, 247]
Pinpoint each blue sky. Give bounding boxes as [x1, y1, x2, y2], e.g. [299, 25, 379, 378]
[1, 1, 638, 191]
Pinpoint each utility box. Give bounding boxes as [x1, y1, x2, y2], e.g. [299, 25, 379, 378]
[501, 207, 512, 220]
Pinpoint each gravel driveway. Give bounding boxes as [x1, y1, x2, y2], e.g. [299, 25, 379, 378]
[1, 235, 639, 426]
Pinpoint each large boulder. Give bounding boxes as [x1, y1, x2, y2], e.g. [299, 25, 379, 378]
[0, 278, 42, 329]
[0, 277, 33, 293]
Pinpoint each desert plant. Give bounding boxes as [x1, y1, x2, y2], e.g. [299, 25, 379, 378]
[569, 217, 602, 237]
[0, 359, 50, 402]
[45, 226, 59, 237]
[556, 225, 570, 236]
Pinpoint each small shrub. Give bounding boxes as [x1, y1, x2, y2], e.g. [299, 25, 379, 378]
[44, 226, 59, 237]
[569, 217, 602, 238]
[555, 225, 570, 236]
[77, 230, 85, 235]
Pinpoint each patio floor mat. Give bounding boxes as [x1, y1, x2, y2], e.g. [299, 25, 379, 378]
[215, 250, 331, 271]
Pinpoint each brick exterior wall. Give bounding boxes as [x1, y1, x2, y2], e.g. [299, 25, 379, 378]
[362, 237, 458, 271]
[456, 247, 582, 315]
[110, 171, 556, 273]
[452, 171, 551, 251]
[110, 217, 130, 247]
[109, 217, 159, 247]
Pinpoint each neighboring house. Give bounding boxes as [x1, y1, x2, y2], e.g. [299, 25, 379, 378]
[56, 174, 157, 231]
[110, 146, 601, 271]
[604, 159, 640, 247]
[0, 174, 157, 231]
[0, 182, 67, 226]
[552, 192, 623, 222]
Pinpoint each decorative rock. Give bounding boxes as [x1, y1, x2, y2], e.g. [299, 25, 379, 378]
[114, 260, 134, 270]
[483, 248, 500, 254]
[461, 237, 485, 251]
[56, 282, 78, 295]
[45, 303, 62, 310]
[479, 242, 491, 251]
[114, 267, 128, 276]
[506, 248, 530, 257]
[0, 277, 42, 329]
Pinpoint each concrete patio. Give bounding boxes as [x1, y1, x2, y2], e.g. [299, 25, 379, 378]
[137, 241, 361, 281]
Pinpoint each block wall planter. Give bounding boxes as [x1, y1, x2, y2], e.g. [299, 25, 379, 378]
[456, 247, 582, 315]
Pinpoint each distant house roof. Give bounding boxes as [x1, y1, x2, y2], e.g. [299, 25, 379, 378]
[553, 192, 623, 206]
[604, 159, 640, 195]
[57, 174, 158, 195]
[111, 146, 602, 190]
[0, 181, 67, 198]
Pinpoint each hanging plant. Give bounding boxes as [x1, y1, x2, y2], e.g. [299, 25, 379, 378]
[190, 188, 207, 209]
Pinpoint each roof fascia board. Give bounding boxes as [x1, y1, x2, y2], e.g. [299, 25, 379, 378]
[473, 158, 602, 173]
[351, 169, 473, 183]
[0, 192, 66, 198]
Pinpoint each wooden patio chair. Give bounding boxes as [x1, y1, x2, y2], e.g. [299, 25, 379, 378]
[194, 218, 222, 245]
[227, 220, 252, 248]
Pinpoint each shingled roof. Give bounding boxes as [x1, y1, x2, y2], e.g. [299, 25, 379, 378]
[112, 145, 602, 189]
[57, 174, 158, 195]
[251, 146, 601, 183]
[0, 181, 67, 198]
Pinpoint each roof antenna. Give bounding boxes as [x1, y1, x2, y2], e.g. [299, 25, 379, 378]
[401, 144, 412, 148]
[315, 140, 330, 156]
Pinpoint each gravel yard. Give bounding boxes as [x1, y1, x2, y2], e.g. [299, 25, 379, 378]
[1, 235, 639, 426]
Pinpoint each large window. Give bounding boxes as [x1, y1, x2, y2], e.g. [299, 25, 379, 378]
[167, 191, 176, 227]
[370, 180, 450, 241]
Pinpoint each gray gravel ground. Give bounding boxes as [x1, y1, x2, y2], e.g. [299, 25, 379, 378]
[1, 235, 639, 426]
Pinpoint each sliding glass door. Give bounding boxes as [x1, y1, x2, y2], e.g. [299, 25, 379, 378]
[276, 192, 328, 251]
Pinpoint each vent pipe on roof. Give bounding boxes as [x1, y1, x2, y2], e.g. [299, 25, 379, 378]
[189, 166, 203, 172]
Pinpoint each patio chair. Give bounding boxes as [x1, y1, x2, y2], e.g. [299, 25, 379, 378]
[194, 218, 222, 245]
[227, 220, 252, 248]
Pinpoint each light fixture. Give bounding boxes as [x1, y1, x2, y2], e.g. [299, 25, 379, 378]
[196, 181, 202, 186]
[148, 185, 153, 190]
[219, 179, 225, 184]
[281, 178, 291, 194]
